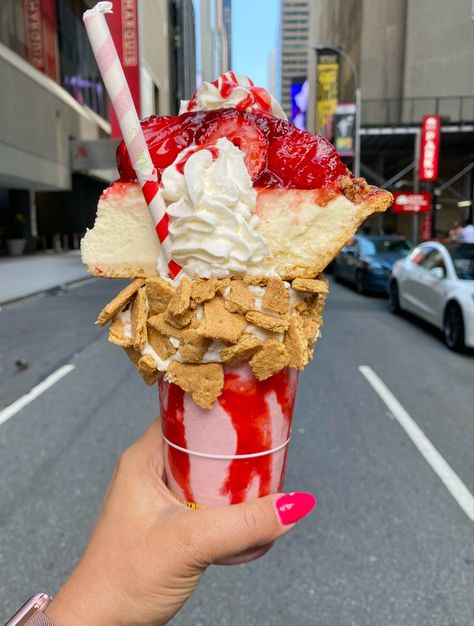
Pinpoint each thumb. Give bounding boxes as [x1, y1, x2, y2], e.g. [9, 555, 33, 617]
[188, 492, 316, 565]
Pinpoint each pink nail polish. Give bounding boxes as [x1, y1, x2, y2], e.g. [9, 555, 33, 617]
[275, 492, 316, 525]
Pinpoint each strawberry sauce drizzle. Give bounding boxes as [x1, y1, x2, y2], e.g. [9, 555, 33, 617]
[158, 380, 194, 503]
[217, 71, 238, 98]
[217, 368, 295, 504]
[175, 144, 220, 175]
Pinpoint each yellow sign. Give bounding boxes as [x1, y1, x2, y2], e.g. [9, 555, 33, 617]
[316, 54, 339, 136]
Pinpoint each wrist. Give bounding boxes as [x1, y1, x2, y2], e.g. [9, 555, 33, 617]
[44, 572, 123, 626]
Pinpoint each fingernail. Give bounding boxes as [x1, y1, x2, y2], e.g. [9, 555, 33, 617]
[275, 492, 316, 525]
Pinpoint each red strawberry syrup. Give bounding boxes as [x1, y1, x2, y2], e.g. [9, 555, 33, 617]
[218, 368, 295, 504]
[158, 380, 194, 503]
[159, 367, 296, 506]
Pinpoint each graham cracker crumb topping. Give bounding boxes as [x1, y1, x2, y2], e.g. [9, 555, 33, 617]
[245, 310, 290, 333]
[263, 278, 290, 314]
[101, 273, 328, 406]
[292, 277, 329, 294]
[167, 362, 224, 409]
[145, 277, 175, 315]
[108, 318, 133, 348]
[224, 281, 256, 315]
[130, 287, 148, 350]
[250, 340, 289, 380]
[96, 278, 144, 325]
[198, 296, 247, 343]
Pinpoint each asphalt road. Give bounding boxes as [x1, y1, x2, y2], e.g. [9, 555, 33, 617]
[1, 277, 473, 625]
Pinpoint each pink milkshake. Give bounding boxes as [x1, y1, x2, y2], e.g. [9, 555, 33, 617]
[158, 364, 298, 508]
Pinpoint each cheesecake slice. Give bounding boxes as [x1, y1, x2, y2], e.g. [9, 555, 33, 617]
[81, 177, 391, 279]
[82, 105, 393, 278]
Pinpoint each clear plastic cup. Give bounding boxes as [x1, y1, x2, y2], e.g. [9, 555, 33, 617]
[158, 363, 298, 508]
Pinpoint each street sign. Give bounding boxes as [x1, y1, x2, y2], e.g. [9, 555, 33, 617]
[392, 192, 432, 213]
[419, 115, 441, 181]
[70, 139, 121, 172]
[334, 103, 356, 156]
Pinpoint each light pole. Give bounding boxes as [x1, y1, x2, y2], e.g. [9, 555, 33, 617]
[312, 45, 361, 178]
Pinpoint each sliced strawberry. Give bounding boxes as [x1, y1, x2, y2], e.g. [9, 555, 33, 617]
[261, 128, 348, 189]
[199, 109, 268, 179]
[117, 112, 204, 182]
[116, 108, 347, 191]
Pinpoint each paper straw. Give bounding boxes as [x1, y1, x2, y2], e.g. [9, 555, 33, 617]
[83, 2, 181, 279]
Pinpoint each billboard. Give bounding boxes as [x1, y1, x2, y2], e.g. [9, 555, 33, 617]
[290, 80, 309, 130]
[315, 49, 339, 136]
[419, 115, 441, 181]
[107, 0, 141, 138]
[334, 103, 356, 156]
[392, 192, 432, 214]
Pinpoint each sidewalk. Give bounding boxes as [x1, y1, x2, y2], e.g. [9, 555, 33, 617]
[0, 251, 91, 304]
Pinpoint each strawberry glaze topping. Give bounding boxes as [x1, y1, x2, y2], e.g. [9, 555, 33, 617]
[116, 109, 348, 190]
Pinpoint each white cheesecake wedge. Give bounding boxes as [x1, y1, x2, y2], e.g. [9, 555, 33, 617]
[81, 177, 392, 279]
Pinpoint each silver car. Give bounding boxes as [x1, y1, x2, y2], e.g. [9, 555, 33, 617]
[389, 242, 474, 351]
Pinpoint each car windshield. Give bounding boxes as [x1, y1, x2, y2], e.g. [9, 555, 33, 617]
[446, 244, 474, 280]
[361, 238, 412, 256]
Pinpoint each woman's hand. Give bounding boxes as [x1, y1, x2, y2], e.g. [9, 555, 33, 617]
[45, 420, 316, 626]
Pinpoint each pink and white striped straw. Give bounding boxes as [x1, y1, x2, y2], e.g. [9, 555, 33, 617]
[83, 1, 181, 279]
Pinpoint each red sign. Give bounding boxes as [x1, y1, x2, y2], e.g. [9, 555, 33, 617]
[421, 214, 432, 241]
[419, 115, 441, 181]
[107, 0, 140, 137]
[22, 0, 58, 81]
[392, 192, 432, 214]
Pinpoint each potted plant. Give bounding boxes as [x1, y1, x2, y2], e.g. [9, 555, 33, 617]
[6, 212, 27, 256]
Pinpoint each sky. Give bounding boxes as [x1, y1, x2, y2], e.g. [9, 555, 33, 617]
[231, 0, 279, 91]
[192, 0, 279, 93]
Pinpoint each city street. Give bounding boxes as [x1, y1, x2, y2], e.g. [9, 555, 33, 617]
[0, 277, 473, 625]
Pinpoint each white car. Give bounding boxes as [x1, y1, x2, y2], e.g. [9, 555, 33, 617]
[389, 241, 474, 351]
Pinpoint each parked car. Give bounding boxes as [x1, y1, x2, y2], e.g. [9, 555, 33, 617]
[389, 242, 474, 351]
[334, 235, 412, 294]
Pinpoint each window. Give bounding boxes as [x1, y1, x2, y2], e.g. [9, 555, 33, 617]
[362, 238, 412, 255]
[0, 0, 25, 58]
[419, 249, 446, 272]
[56, 0, 107, 118]
[447, 244, 474, 280]
[409, 246, 433, 265]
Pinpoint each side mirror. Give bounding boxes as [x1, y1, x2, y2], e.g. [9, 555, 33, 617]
[430, 266, 445, 280]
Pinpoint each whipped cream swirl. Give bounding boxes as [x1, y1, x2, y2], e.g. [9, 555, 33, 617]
[180, 72, 287, 120]
[157, 137, 269, 279]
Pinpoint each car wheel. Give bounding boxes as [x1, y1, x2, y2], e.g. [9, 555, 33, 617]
[388, 280, 400, 314]
[355, 270, 366, 295]
[444, 303, 465, 352]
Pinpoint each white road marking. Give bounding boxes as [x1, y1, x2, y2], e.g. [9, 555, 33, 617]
[0, 364, 75, 427]
[359, 365, 474, 522]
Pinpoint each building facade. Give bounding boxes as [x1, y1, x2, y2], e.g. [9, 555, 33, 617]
[222, 0, 232, 70]
[171, 0, 197, 110]
[306, 0, 474, 239]
[200, 0, 232, 82]
[0, 0, 196, 256]
[278, 0, 309, 117]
